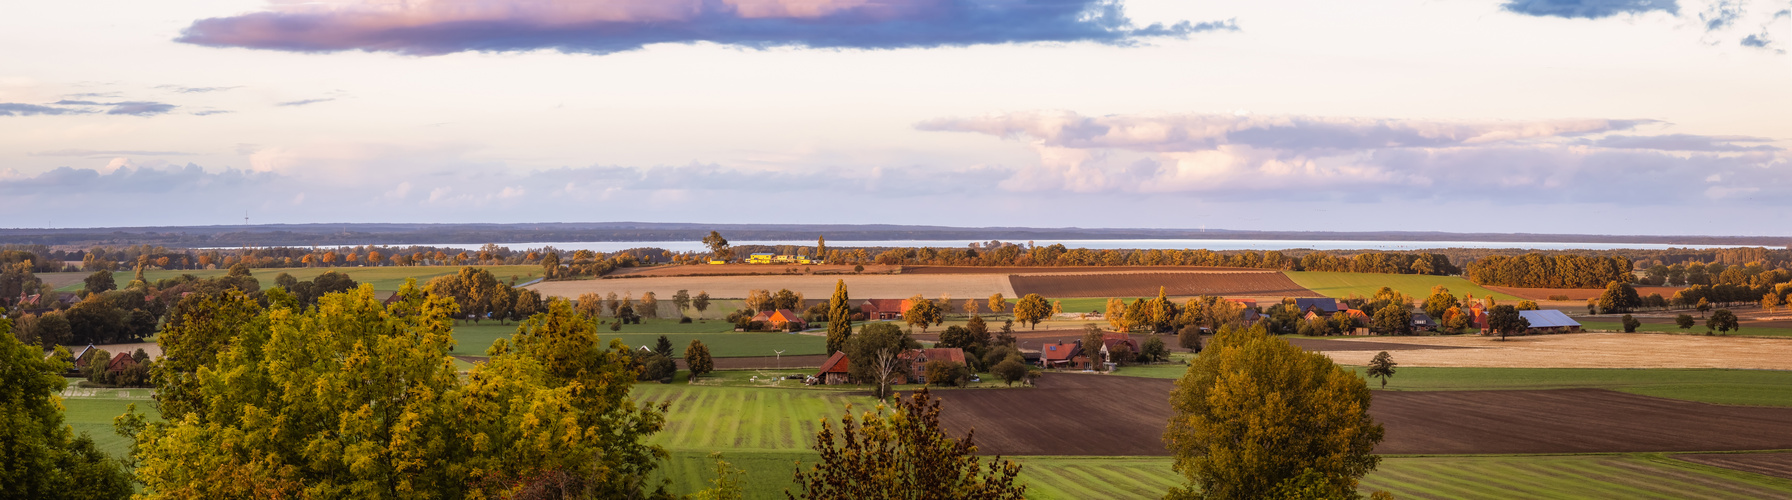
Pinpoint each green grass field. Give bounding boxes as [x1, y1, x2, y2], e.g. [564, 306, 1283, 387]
[44, 265, 543, 293]
[1579, 320, 1792, 338]
[1284, 271, 1521, 302]
[58, 386, 157, 460]
[450, 322, 826, 358]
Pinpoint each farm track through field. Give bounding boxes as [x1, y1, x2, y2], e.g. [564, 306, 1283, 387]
[931, 374, 1792, 456]
[1009, 272, 1321, 298]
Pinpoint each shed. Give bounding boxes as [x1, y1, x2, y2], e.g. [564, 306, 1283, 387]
[816, 351, 850, 385]
[1518, 309, 1582, 334]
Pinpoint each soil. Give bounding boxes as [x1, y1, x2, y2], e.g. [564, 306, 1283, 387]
[608, 264, 900, 277]
[902, 266, 1250, 275]
[1675, 452, 1792, 480]
[527, 274, 1018, 301]
[931, 374, 1792, 456]
[1009, 272, 1321, 299]
[1486, 285, 1687, 301]
[910, 329, 1464, 355]
[1309, 332, 1792, 370]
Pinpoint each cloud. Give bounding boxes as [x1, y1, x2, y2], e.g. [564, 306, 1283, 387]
[0, 103, 86, 116]
[919, 111, 1789, 203]
[191, 110, 232, 116]
[1583, 133, 1781, 151]
[29, 149, 195, 157]
[1700, 0, 1744, 29]
[1501, 0, 1679, 18]
[159, 85, 242, 93]
[33, 99, 178, 116]
[276, 98, 335, 107]
[175, 0, 1235, 56]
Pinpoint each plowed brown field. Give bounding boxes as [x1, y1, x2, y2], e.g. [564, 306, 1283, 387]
[1009, 272, 1321, 298]
[931, 375, 1792, 456]
[1486, 285, 1686, 301]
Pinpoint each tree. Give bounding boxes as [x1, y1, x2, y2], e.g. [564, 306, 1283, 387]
[1697, 298, 1712, 318]
[826, 280, 853, 354]
[686, 340, 714, 379]
[1676, 313, 1696, 331]
[1179, 324, 1203, 352]
[1486, 304, 1530, 341]
[1012, 294, 1051, 330]
[962, 299, 979, 315]
[1371, 305, 1412, 336]
[772, 289, 801, 311]
[1707, 309, 1740, 335]
[1596, 281, 1641, 314]
[846, 323, 917, 398]
[690, 452, 746, 500]
[125, 285, 674, 498]
[1366, 351, 1397, 389]
[905, 298, 943, 333]
[541, 251, 561, 279]
[694, 291, 712, 315]
[965, 315, 991, 346]
[1421, 287, 1458, 321]
[0, 317, 133, 499]
[1105, 297, 1128, 331]
[673, 289, 692, 315]
[703, 231, 732, 261]
[1164, 327, 1382, 499]
[83, 269, 116, 296]
[789, 389, 1025, 500]
[1081, 324, 1108, 366]
[924, 360, 970, 387]
[1516, 300, 1540, 311]
[639, 291, 660, 319]
[987, 293, 1006, 314]
[745, 289, 773, 313]
[655, 335, 674, 357]
[1621, 314, 1642, 333]
[992, 357, 1029, 386]
[1142, 335, 1170, 362]
[938, 325, 977, 350]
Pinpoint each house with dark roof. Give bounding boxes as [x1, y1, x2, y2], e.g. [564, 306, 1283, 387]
[1295, 298, 1341, 317]
[815, 351, 850, 385]
[1100, 333, 1139, 362]
[1411, 312, 1435, 331]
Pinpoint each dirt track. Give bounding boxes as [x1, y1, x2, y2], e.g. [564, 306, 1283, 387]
[1009, 272, 1320, 299]
[931, 374, 1792, 456]
[1313, 333, 1792, 370]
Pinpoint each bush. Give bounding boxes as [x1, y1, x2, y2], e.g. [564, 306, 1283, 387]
[981, 346, 1019, 370]
[924, 360, 969, 387]
[1621, 314, 1641, 333]
[1141, 335, 1170, 363]
[747, 320, 767, 332]
[1178, 324, 1203, 352]
[679, 317, 693, 324]
[1547, 295, 1571, 301]
[633, 352, 677, 382]
[992, 358, 1029, 386]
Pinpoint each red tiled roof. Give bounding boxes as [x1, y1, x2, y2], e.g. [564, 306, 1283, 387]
[862, 299, 905, 313]
[1041, 341, 1079, 362]
[916, 348, 966, 365]
[766, 309, 804, 323]
[817, 351, 850, 374]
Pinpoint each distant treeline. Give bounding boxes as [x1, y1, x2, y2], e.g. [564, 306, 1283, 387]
[1463, 254, 1635, 288]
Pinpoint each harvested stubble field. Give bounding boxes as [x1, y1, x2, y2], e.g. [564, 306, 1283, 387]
[1488, 285, 1687, 301]
[1008, 271, 1320, 298]
[901, 266, 1244, 274]
[1283, 271, 1521, 302]
[931, 373, 1792, 456]
[527, 274, 1016, 301]
[1313, 333, 1792, 370]
[608, 264, 900, 277]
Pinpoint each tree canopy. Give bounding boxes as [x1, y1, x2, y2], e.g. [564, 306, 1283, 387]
[789, 389, 1024, 500]
[0, 316, 132, 499]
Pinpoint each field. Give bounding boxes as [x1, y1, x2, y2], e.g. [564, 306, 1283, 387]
[1009, 271, 1319, 299]
[1309, 332, 1792, 370]
[1283, 271, 1522, 302]
[1486, 285, 1687, 301]
[528, 274, 1017, 302]
[1677, 453, 1792, 481]
[57, 386, 156, 460]
[609, 264, 900, 277]
[450, 322, 826, 358]
[902, 266, 1243, 274]
[43, 265, 543, 293]
[1340, 366, 1792, 407]
[1580, 320, 1792, 337]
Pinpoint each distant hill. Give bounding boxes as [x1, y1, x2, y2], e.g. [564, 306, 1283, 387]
[0, 222, 1786, 249]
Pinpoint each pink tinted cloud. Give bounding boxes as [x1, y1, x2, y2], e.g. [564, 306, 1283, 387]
[178, 0, 1232, 55]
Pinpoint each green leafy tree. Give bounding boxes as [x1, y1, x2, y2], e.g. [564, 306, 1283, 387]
[1081, 324, 1108, 366]
[124, 283, 673, 499]
[1164, 326, 1383, 499]
[1676, 313, 1696, 331]
[691, 452, 746, 500]
[1516, 300, 1540, 311]
[686, 340, 714, 379]
[1486, 304, 1530, 341]
[826, 280, 853, 354]
[845, 323, 919, 397]
[789, 389, 1025, 500]
[1420, 287, 1458, 322]
[655, 335, 674, 357]
[703, 231, 732, 261]
[1366, 351, 1397, 389]
[83, 269, 117, 296]
[694, 291, 712, 315]
[1141, 335, 1170, 362]
[1597, 281, 1642, 314]
[924, 360, 970, 387]
[672, 289, 692, 315]
[1707, 309, 1741, 335]
[1370, 305, 1412, 336]
[541, 251, 561, 279]
[1621, 314, 1642, 333]
[938, 325, 977, 350]
[992, 357, 1030, 386]
[1013, 294, 1052, 330]
[0, 317, 132, 499]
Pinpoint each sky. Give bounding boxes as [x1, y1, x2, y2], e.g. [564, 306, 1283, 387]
[1, 0, 1789, 235]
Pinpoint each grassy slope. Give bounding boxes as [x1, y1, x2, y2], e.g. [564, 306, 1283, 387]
[450, 321, 826, 358]
[1579, 320, 1792, 338]
[1284, 271, 1522, 302]
[45, 265, 543, 293]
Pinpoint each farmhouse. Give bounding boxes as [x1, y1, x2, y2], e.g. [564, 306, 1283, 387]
[1517, 309, 1583, 334]
[1296, 298, 1341, 317]
[1412, 312, 1435, 331]
[1100, 333, 1139, 362]
[1039, 341, 1083, 369]
[860, 299, 907, 320]
[815, 351, 850, 385]
[749, 309, 807, 330]
[903, 348, 968, 384]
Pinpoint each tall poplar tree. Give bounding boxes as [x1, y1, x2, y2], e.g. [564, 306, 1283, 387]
[826, 280, 853, 354]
